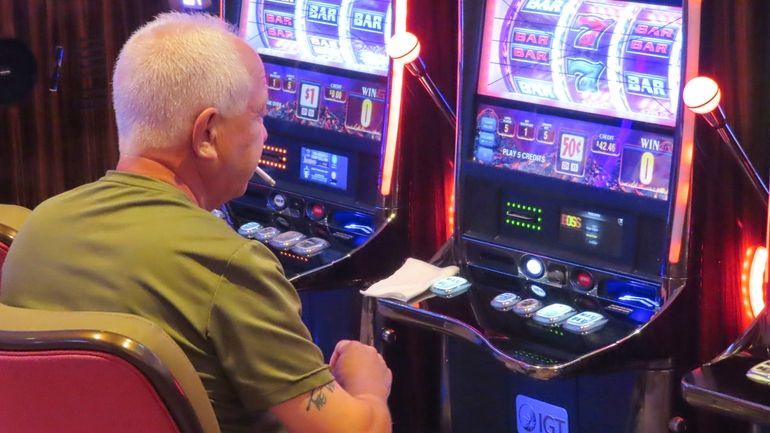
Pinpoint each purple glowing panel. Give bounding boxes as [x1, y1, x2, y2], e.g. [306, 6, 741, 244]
[473, 104, 673, 200]
[242, 0, 392, 76]
[478, 0, 683, 127]
[265, 62, 387, 140]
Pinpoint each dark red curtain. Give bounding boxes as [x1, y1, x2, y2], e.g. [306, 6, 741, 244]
[0, 0, 174, 208]
[398, 0, 458, 259]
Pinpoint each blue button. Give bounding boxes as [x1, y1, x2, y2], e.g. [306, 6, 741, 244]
[479, 116, 498, 133]
[475, 147, 494, 163]
[477, 131, 497, 148]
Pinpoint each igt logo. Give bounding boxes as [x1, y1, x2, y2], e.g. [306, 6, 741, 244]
[516, 395, 569, 433]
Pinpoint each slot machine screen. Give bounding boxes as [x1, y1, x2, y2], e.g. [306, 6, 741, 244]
[242, 0, 390, 142]
[472, 0, 682, 201]
[478, 0, 682, 126]
[239, 0, 392, 204]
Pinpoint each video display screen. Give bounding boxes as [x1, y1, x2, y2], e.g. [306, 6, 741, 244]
[300, 147, 350, 190]
[265, 62, 387, 141]
[478, 0, 683, 127]
[242, 0, 393, 76]
[559, 208, 624, 257]
[473, 104, 673, 200]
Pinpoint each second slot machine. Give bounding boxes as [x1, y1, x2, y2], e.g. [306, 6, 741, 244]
[373, 0, 705, 432]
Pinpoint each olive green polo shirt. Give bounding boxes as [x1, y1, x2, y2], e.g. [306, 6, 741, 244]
[0, 171, 333, 433]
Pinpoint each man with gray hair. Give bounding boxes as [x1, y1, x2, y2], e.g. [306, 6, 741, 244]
[1, 12, 392, 433]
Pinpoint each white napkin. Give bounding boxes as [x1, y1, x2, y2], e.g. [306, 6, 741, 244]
[360, 258, 459, 301]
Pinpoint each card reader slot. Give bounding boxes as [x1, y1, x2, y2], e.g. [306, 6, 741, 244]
[505, 210, 537, 222]
[505, 209, 537, 221]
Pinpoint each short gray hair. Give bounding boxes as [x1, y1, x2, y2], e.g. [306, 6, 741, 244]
[113, 12, 253, 153]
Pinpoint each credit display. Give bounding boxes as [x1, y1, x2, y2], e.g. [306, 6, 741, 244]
[243, 0, 392, 76]
[473, 104, 673, 200]
[478, 0, 683, 127]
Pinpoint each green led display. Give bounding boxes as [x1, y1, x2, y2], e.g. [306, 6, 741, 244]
[504, 200, 543, 231]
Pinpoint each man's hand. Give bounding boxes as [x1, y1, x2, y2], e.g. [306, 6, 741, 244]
[329, 340, 392, 402]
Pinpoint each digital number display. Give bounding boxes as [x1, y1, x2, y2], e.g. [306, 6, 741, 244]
[560, 213, 582, 229]
[325, 86, 347, 103]
[477, 0, 683, 126]
[556, 132, 586, 177]
[300, 147, 350, 190]
[559, 208, 624, 257]
[345, 93, 386, 135]
[298, 82, 321, 121]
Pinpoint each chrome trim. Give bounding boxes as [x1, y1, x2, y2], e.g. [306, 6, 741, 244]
[377, 277, 689, 379]
[0, 223, 18, 246]
[631, 369, 675, 433]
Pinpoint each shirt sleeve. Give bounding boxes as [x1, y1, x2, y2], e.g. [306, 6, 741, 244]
[206, 241, 334, 411]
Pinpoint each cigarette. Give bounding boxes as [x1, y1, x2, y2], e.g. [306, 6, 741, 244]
[254, 166, 276, 187]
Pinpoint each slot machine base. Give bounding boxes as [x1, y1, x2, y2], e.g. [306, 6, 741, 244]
[444, 338, 676, 433]
[371, 298, 687, 433]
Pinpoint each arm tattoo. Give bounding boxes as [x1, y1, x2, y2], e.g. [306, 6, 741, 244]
[305, 382, 336, 411]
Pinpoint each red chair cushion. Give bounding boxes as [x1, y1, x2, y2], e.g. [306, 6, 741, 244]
[0, 349, 181, 433]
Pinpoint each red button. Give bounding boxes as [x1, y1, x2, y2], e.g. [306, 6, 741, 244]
[576, 271, 593, 289]
[311, 204, 325, 220]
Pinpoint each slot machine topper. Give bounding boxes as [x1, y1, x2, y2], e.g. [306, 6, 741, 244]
[373, 1, 705, 432]
[222, 0, 409, 282]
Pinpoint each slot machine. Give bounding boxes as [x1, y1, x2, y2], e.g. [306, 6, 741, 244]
[224, 0, 409, 357]
[373, 0, 704, 432]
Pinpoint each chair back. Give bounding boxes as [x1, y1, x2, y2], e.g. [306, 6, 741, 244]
[0, 303, 221, 433]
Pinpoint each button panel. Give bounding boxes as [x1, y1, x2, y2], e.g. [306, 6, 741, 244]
[490, 292, 521, 311]
[291, 237, 331, 257]
[562, 311, 608, 334]
[512, 298, 543, 318]
[532, 303, 577, 326]
[268, 231, 307, 250]
[254, 226, 281, 242]
[237, 221, 263, 238]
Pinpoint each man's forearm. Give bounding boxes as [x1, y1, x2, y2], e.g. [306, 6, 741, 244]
[352, 393, 392, 433]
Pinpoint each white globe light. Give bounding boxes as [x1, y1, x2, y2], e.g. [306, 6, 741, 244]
[683, 76, 721, 115]
[387, 32, 421, 64]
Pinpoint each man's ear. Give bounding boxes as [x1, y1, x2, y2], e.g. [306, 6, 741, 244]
[191, 107, 219, 161]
